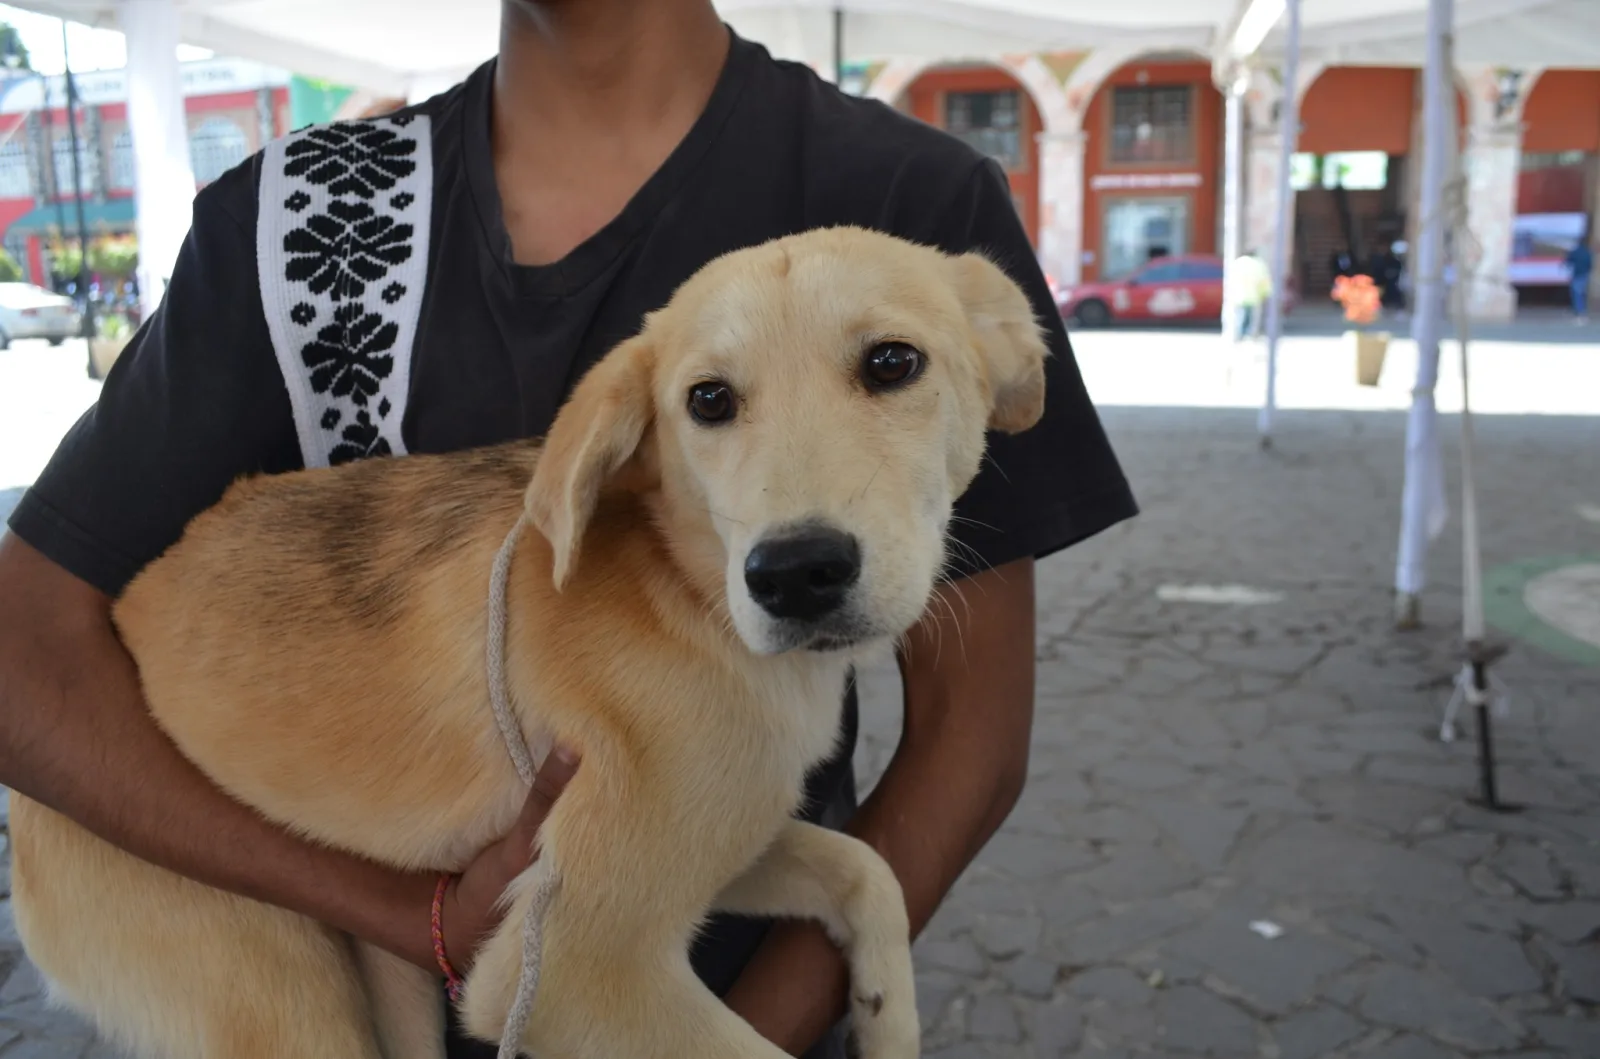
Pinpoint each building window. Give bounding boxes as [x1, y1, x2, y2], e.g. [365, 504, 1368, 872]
[189, 116, 249, 185]
[109, 129, 135, 192]
[1109, 84, 1192, 164]
[51, 134, 99, 197]
[0, 139, 31, 199]
[945, 89, 1023, 170]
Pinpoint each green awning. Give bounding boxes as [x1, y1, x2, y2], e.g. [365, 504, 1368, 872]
[4, 198, 138, 239]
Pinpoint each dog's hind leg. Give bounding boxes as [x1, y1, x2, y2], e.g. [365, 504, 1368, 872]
[8, 796, 397, 1059]
[355, 940, 448, 1059]
[713, 820, 920, 1059]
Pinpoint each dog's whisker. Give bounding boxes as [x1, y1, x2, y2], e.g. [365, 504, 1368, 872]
[944, 579, 976, 622]
[979, 451, 1013, 484]
[947, 514, 1003, 535]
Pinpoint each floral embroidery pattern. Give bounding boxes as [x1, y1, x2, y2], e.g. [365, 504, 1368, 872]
[267, 115, 428, 467]
[301, 303, 397, 405]
[284, 123, 418, 200]
[284, 199, 413, 299]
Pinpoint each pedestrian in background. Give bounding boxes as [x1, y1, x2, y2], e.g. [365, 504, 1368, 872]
[1565, 232, 1592, 324]
[1228, 248, 1273, 341]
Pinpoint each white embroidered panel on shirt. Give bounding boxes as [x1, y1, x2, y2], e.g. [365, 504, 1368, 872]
[257, 116, 432, 468]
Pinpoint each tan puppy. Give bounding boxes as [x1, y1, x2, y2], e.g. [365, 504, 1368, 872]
[9, 226, 1049, 1059]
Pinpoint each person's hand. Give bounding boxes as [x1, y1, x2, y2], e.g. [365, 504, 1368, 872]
[439, 745, 580, 974]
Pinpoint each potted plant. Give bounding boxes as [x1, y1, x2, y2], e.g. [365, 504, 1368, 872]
[89, 310, 133, 379]
[1332, 273, 1389, 386]
[88, 235, 139, 285]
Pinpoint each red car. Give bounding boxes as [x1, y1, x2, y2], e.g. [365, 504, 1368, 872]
[1052, 253, 1294, 327]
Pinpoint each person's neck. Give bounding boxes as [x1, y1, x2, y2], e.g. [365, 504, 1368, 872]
[491, 0, 731, 265]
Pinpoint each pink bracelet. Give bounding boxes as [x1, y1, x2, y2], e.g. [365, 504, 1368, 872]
[432, 873, 466, 1002]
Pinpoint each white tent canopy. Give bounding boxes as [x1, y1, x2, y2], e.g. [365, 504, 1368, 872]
[10, 0, 1600, 101]
[0, 0, 1241, 100]
[1255, 0, 1600, 67]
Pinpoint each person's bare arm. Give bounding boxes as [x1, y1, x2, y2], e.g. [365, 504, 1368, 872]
[0, 532, 575, 973]
[723, 556, 1037, 1052]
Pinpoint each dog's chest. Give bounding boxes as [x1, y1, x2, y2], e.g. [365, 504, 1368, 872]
[735, 661, 856, 793]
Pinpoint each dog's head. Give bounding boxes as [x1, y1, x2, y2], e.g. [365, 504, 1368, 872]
[525, 227, 1049, 656]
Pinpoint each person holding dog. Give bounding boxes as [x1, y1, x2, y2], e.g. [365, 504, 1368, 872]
[0, 1, 1137, 1056]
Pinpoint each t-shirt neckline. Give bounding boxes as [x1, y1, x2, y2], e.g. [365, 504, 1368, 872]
[461, 27, 758, 300]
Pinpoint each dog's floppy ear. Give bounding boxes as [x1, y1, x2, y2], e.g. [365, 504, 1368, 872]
[945, 252, 1051, 434]
[525, 335, 656, 590]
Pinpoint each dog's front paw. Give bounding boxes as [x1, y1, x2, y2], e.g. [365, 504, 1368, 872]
[846, 979, 919, 1059]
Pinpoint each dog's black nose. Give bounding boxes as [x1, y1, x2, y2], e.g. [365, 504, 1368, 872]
[744, 527, 861, 622]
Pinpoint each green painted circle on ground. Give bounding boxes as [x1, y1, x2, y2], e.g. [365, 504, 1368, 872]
[1483, 555, 1600, 668]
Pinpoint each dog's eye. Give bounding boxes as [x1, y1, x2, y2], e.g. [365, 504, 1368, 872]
[688, 381, 736, 424]
[861, 342, 925, 391]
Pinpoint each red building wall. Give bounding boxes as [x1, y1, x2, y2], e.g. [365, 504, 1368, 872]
[905, 66, 1041, 245]
[1080, 59, 1220, 281]
[1299, 67, 1417, 155]
[1522, 70, 1600, 154]
[1518, 70, 1600, 215]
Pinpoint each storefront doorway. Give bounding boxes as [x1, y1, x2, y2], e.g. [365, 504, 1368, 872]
[1101, 197, 1190, 280]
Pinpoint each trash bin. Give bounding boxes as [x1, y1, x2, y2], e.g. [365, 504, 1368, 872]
[1350, 329, 1390, 387]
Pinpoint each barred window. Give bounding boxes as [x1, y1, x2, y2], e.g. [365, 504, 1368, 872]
[189, 116, 249, 186]
[1109, 85, 1193, 164]
[51, 134, 99, 196]
[109, 129, 135, 192]
[945, 89, 1023, 170]
[0, 138, 31, 198]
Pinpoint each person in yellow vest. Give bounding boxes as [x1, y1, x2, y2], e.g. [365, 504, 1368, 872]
[1227, 248, 1273, 342]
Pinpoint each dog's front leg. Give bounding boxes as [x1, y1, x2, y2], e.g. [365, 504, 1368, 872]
[714, 820, 919, 1059]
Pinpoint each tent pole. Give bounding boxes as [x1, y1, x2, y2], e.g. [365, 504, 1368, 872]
[1258, 0, 1300, 448]
[832, 6, 844, 87]
[1393, 0, 1453, 629]
[123, 0, 198, 326]
[1434, 73, 1518, 812]
[1221, 76, 1245, 344]
[60, 20, 97, 377]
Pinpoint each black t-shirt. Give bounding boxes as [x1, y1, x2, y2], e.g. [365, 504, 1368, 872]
[8, 31, 1136, 1055]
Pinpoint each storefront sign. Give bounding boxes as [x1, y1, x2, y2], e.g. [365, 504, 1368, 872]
[1090, 172, 1203, 191]
[2, 58, 289, 114]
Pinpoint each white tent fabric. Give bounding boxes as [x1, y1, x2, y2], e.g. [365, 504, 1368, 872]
[8, 0, 1244, 100]
[12, 0, 1600, 99]
[1257, 0, 1600, 68]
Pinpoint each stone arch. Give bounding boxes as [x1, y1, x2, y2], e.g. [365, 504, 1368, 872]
[891, 60, 1054, 242]
[1060, 43, 1217, 133]
[1467, 65, 1546, 134]
[867, 54, 1066, 133]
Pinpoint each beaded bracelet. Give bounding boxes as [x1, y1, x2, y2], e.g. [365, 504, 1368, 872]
[432, 873, 466, 1002]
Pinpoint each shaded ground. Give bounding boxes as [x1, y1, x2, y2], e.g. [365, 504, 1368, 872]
[1, 337, 1596, 1056]
[850, 406, 1599, 1059]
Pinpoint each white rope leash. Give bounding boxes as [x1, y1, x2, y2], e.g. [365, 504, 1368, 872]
[487, 515, 537, 787]
[483, 513, 559, 1059]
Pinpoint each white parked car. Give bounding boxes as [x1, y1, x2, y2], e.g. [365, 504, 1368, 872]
[0, 282, 83, 348]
